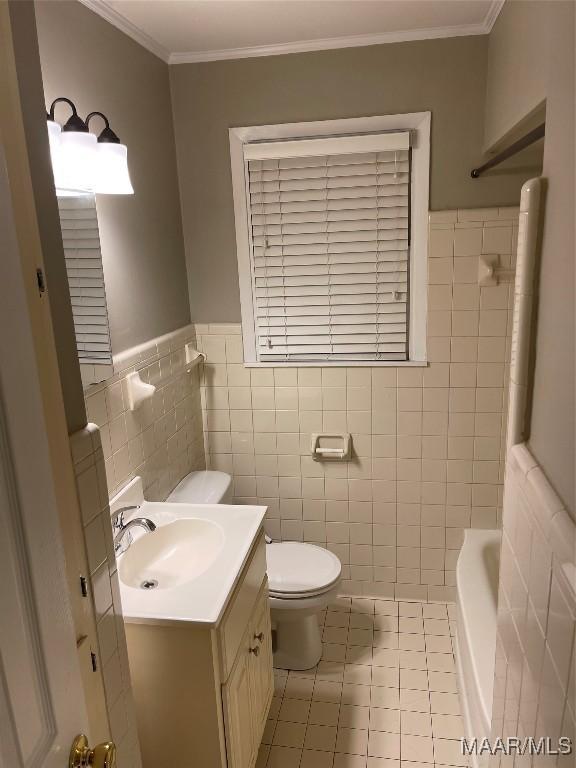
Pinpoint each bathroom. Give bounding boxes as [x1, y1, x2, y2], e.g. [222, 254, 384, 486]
[0, 1, 574, 767]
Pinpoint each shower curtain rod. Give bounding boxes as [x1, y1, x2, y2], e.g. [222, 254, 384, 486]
[471, 123, 545, 178]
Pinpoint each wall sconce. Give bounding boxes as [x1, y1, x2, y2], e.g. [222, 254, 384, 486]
[86, 112, 133, 195]
[46, 97, 133, 196]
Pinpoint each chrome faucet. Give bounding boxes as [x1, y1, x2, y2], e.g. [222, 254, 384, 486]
[113, 505, 156, 553]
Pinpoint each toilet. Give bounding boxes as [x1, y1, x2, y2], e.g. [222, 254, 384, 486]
[167, 469, 233, 504]
[166, 470, 342, 670]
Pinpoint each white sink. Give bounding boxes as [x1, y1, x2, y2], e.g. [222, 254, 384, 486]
[119, 518, 225, 590]
[112, 483, 266, 626]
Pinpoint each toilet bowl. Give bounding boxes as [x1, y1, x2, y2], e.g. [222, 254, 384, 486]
[166, 470, 342, 670]
[266, 541, 341, 670]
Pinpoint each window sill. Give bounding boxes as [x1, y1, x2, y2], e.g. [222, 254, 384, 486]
[242, 360, 428, 368]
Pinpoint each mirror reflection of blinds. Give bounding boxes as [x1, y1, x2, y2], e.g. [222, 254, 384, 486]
[245, 132, 410, 362]
[58, 197, 113, 365]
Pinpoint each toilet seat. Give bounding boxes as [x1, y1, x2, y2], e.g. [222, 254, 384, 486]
[266, 542, 341, 599]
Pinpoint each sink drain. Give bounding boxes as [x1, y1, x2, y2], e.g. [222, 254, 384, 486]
[140, 579, 158, 590]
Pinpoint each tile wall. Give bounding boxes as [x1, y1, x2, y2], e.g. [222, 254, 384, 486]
[83, 325, 205, 501]
[196, 207, 519, 600]
[490, 444, 575, 763]
[69, 424, 142, 768]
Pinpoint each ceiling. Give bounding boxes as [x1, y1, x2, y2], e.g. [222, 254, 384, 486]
[79, 0, 505, 64]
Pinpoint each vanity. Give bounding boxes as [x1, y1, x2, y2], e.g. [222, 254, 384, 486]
[113, 480, 272, 768]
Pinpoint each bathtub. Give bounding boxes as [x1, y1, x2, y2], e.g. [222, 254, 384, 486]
[455, 529, 501, 762]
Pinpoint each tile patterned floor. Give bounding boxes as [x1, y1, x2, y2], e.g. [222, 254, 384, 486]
[257, 598, 468, 768]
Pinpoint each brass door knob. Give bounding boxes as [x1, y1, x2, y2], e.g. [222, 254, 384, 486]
[254, 632, 264, 643]
[69, 734, 116, 768]
[249, 645, 260, 656]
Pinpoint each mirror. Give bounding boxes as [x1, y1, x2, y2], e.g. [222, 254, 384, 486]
[57, 195, 113, 385]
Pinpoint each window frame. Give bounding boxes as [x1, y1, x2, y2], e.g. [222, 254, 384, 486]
[229, 112, 431, 366]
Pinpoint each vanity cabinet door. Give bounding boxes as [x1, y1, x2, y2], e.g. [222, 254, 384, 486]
[222, 641, 255, 768]
[247, 583, 274, 742]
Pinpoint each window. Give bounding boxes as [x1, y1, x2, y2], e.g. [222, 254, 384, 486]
[230, 114, 430, 365]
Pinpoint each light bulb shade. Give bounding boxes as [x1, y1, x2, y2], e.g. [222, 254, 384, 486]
[57, 130, 98, 194]
[47, 119, 61, 161]
[93, 143, 134, 195]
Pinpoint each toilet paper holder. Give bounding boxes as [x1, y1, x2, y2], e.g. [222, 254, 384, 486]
[311, 433, 351, 461]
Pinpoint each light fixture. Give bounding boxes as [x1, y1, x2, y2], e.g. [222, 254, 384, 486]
[47, 97, 97, 195]
[86, 112, 134, 195]
[46, 98, 133, 196]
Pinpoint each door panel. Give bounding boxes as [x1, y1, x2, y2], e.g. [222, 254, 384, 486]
[222, 644, 255, 768]
[248, 585, 274, 739]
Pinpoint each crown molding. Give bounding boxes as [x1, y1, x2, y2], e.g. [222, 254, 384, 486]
[484, 0, 506, 32]
[170, 22, 489, 64]
[76, 0, 170, 62]
[77, 0, 507, 66]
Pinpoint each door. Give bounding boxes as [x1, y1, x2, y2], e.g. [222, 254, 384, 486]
[0, 5, 93, 761]
[222, 640, 255, 768]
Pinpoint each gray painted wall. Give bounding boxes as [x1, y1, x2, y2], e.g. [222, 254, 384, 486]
[170, 35, 536, 323]
[485, 0, 574, 515]
[35, 0, 191, 355]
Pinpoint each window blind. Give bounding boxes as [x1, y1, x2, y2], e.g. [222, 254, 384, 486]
[58, 197, 113, 365]
[244, 132, 411, 362]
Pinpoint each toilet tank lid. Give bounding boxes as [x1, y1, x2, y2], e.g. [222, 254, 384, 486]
[167, 471, 231, 504]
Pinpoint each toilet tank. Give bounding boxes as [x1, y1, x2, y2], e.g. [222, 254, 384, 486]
[167, 470, 233, 504]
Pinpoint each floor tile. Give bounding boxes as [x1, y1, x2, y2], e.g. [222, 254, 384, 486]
[347, 645, 374, 665]
[429, 691, 461, 715]
[317, 661, 345, 681]
[398, 633, 425, 652]
[334, 754, 368, 768]
[371, 666, 399, 688]
[314, 680, 344, 703]
[278, 698, 310, 724]
[309, 701, 341, 727]
[426, 652, 455, 672]
[369, 707, 401, 733]
[400, 733, 434, 763]
[424, 634, 453, 653]
[400, 710, 432, 736]
[427, 671, 458, 693]
[423, 618, 450, 636]
[433, 737, 469, 766]
[324, 643, 348, 662]
[345, 664, 373, 685]
[272, 721, 306, 748]
[374, 600, 399, 616]
[398, 617, 425, 634]
[301, 749, 335, 767]
[400, 669, 428, 691]
[422, 603, 448, 619]
[399, 651, 427, 670]
[266, 746, 302, 767]
[325, 627, 350, 644]
[372, 648, 400, 668]
[349, 628, 375, 647]
[398, 602, 423, 618]
[264, 598, 466, 768]
[340, 704, 371, 729]
[305, 724, 338, 752]
[399, 688, 430, 713]
[284, 676, 315, 700]
[368, 730, 401, 759]
[371, 686, 400, 709]
[342, 683, 372, 706]
[336, 726, 369, 755]
[431, 713, 464, 739]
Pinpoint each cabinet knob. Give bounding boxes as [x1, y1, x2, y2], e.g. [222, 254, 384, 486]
[254, 632, 264, 643]
[249, 645, 260, 656]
